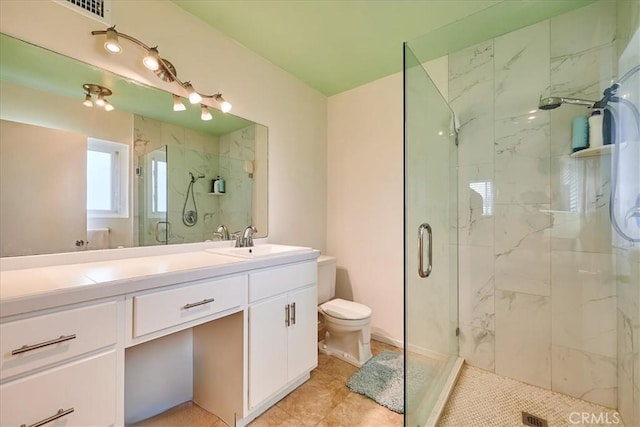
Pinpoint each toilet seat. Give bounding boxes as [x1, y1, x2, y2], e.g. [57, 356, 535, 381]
[319, 298, 371, 320]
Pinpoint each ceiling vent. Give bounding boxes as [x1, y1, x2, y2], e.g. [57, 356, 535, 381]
[55, 0, 112, 24]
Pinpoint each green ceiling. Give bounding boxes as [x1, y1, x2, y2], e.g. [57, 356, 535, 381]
[173, 0, 597, 96]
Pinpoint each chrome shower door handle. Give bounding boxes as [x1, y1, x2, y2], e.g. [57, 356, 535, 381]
[418, 223, 433, 278]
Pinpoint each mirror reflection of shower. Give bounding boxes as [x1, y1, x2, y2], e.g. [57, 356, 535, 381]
[182, 171, 205, 227]
[541, 64, 640, 243]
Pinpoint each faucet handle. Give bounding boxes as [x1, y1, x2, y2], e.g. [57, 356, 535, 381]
[231, 232, 242, 247]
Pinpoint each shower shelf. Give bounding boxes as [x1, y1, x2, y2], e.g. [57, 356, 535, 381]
[208, 192, 225, 196]
[571, 142, 626, 158]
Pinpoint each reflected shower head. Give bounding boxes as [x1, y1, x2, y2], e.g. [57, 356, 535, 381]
[188, 172, 206, 182]
[538, 96, 598, 110]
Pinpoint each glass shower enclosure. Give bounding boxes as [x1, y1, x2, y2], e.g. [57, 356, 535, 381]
[403, 44, 460, 426]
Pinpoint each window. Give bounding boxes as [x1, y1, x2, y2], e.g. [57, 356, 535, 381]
[151, 154, 167, 215]
[144, 147, 168, 218]
[87, 138, 129, 217]
[469, 181, 494, 216]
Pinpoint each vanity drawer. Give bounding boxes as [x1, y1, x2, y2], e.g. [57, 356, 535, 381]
[133, 275, 246, 337]
[0, 301, 117, 380]
[0, 350, 116, 427]
[249, 261, 316, 303]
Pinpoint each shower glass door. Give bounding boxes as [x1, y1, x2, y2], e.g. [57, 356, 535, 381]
[137, 146, 169, 246]
[404, 43, 459, 426]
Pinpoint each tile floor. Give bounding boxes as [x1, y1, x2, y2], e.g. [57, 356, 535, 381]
[133, 340, 403, 427]
[133, 343, 624, 427]
[439, 365, 624, 427]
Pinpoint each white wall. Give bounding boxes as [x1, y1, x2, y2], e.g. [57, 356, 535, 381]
[326, 59, 448, 345]
[0, 0, 327, 252]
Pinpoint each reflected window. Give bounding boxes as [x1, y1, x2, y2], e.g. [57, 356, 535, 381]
[87, 138, 129, 217]
[469, 181, 493, 216]
[151, 155, 167, 214]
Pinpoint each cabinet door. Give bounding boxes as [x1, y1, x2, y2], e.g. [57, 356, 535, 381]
[0, 351, 116, 426]
[287, 285, 318, 381]
[248, 295, 288, 409]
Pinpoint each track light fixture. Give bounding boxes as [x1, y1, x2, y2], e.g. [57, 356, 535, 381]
[92, 26, 233, 120]
[82, 83, 113, 111]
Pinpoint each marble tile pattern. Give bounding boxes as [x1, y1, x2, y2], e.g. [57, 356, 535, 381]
[448, 40, 494, 167]
[494, 204, 552, 296]
[551, 251, 617, 359]
[133, 115, 257, 245]
[219, 126, 257, 233]
[495, 290, 552, 389]
[444, 1, 626, 409]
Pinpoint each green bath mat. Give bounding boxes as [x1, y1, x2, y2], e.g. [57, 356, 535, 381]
[346, 350, 434, 413]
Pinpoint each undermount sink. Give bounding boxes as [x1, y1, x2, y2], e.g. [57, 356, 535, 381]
[205, 244, 313, 259]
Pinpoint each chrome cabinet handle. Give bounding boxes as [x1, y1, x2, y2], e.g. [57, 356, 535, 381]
[285, 304, 291, 327]
[291, 302, 296, 325]
[182, 298, 215, 310]
[21, 407, 74, 427]
[418, 223, 433, 278]
[11, 334, 77, 356]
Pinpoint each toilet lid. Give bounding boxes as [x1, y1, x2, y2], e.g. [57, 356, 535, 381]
[320, 298, 371, 320]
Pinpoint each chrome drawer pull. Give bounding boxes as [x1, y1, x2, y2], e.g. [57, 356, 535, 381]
[21, 407, 74, 427]
[182, 298, 215, 310]
[11, 334, 77, 355]
[291, 302, 296, 325]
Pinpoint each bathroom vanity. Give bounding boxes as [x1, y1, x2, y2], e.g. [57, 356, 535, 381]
[0, 244, 318, 426]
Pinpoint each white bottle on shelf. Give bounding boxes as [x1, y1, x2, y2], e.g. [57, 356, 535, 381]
[588, 109, 603, 148]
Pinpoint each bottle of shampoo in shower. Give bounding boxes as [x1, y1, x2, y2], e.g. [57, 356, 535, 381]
[572, 115, 589, 152]
[588, 109, 603, 148]
[218, 176, 225, 193]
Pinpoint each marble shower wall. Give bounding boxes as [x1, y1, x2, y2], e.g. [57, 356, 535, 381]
[451, 1, 622, 408]
[134, 115, 222, 245]
[219, 126, 256, 234]
[615, 1, 640, 425]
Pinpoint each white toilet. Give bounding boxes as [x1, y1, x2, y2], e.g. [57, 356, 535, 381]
[317, 255, 372, 368]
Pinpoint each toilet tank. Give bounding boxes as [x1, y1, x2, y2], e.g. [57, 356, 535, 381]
[317, 255, 336, 304]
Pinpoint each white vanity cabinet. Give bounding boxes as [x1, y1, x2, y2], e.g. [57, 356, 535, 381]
[0, 300, 120, 427]
[247, 261, 317, 409]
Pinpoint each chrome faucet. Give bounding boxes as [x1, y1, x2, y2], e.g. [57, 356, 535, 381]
[235, 226, 257, 247]
[213, 224, 230, 241]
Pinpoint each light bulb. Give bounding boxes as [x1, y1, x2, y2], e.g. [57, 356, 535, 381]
[95, 95, 106, 107]
[104, 101, 114, 111]
[173, 94, 186, 111]
[201, 105, 212, 121]
[83, 94, 93, 107]
[104, 27, 122, 54]
[143, 47, 160, 71]
[215, 95, 232, 113]
[185, 83, 201, 104]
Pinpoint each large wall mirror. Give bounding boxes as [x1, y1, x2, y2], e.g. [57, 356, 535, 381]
[0, 33, 268, 257]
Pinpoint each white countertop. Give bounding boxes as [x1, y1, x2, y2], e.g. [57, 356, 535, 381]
[0, 246, 319, 319]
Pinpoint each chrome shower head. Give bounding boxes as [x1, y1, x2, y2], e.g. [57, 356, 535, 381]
[538, 96, 598, 110]
[538, 97, 563, 110]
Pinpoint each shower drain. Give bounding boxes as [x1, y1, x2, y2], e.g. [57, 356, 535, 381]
[522, 411, 548, 427]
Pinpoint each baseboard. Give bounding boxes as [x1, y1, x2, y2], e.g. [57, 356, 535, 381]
[371, 332, 403, 348]
[371, 333, 448, 361]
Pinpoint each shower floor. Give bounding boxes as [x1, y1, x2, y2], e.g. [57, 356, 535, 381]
[439, 364, 623, 427]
